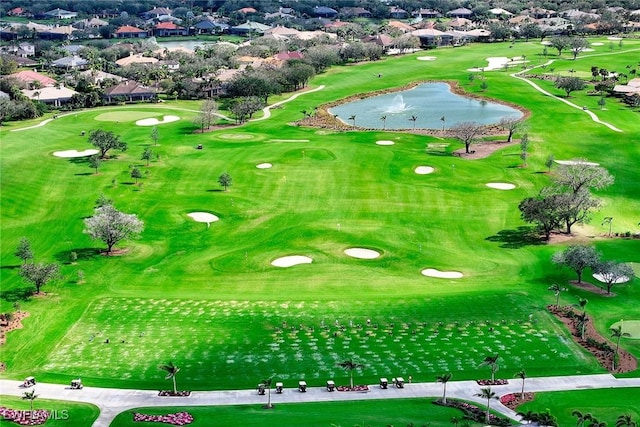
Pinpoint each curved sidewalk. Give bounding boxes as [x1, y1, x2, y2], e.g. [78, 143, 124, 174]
[2, 374, 639, 426]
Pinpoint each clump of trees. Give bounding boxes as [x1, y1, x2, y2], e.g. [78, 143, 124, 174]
[83, 204, 144, 254]
[88, 130, 128, 159]
[15, 236, 59, 294]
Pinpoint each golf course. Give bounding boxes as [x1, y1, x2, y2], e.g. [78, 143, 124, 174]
[1, 37, 639, 426]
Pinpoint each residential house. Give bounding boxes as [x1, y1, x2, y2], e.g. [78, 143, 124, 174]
[103, 80, 156, 102]
[230, 21, 271, 35]
[78, 69, 125, 85]
[22, 85, 77, 106]
[115, 54, 159, 67]
[613, 78, 640, 96]
[340, 7, 372, 18]
[489, 8, 513, 18]
[412, 9, 442, 19]
[362, 34, 395, 50]
[154, 22, 188, 37]
[387, 21, 414, 33]
[37, 25, 76, 41]
[158, 60, 180, 72]
[0, 54, 38, 68]
[73, 17, 109, 29]
[143, 7, 172, 20]
[389, 6, 409, 19]
[194, 19, 229, 34]
[115, 25, 149, 38]
[238, 7, 258, 14]
[447, 18, 473, 30]
[447, 8, 473, 18]
[313, 6, 338, 18]
[411, 28, 454, 47]
[8, 7, 26, 16]
[51, 55, 89, 70]
[265, 8, 295, 20]
[44, 8, 78, 19]
[9, 70, 57, 88]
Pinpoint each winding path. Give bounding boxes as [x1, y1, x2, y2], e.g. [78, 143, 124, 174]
[2, 374, 639, 426]
[250, 85, 326, 121]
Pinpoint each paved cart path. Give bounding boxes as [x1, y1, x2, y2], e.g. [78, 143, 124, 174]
[2, 374, 640, 426]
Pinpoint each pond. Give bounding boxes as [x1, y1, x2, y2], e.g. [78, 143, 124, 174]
[156, 40, 215, 51]
[328, 82, 523, 130]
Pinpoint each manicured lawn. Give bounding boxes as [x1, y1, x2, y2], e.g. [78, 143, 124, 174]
[1, 39, 638, 397]
[516, 388, 640, 425]
[0, 395, 99, 426]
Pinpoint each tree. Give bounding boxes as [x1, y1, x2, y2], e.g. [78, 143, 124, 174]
[380, 115, 386, 130]
[151, 126, 159, 146]
[514, 369, 526, 399]
[337, 359, 364, 389]
[570, 37, 590, 60]
[517, 409, 538, 424]
[551, 36, 571, 56]
[616, 414, 636, 427]
[409, 115, 417, 129]
[158, 361, 180, 395]
[576, 298, 589, 340]
[195, 98, 218, 132]
[552, 245, 600, 283]
[88, 129, 127, 158]
[519, 23, 541, 42]
[141, 147, 153, 167]
[88, 155, 102, 174]
[260, 375, 275, 409]
[610, 325, 631, 371]
[573, 410, 593, 427]
[555, 76, 586, 97]
[348, 114, 356, 127]
[475, 387, 497, 424]
[218, 172, 232, 192]
[498, 117, 522, 142]
[437, 373, 452, 404]
[83, 204, 144, 254]
[518, 194, 562, 240]
[19, 262, 59, 294]
[548, 284, 568, 308]
[554, 163, 614, 195]
[479, 354, 499, 382]
[450, 121, 484, 154]
[22, 389, 37, 414]
[15, 237, 33, 264]
[131, 167, 143, 184]
[594, 261, 635, 294]
[588, 418, 608, 427]
[545, 154, 555, 173]
[520, 133, 530, 167]
[450, 416, 461, 426]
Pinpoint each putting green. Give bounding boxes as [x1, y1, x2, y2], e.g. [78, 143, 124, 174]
[610, 321, 640, 339]
[94, 111, 163, 122]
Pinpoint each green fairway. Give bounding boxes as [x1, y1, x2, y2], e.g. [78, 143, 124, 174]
[0, 395, 99, 426]
[1, 38, 639, 397]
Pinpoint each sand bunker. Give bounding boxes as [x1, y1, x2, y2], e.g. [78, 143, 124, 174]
[376, 140, 395, 146]
[541, 41, 553, 46]
[608, 36, 622, 40]
[187, 212, 219, 226]
[271, 255, 313, 268]
[136, 115, 180, 126]
[256, 163, 273, 169]
[415, 166, 435, 175]
[344, 248, 381, 259]
[486, 183, 516, 190]
[421, 268, 464, 279]
[555, 160, 600, 166]
[417, 56, 437, 61]
[468, 57, 527, 72]
[53, 149, 99, 158]
[591, 42, 604, 46]
[593, 273, 630, 284]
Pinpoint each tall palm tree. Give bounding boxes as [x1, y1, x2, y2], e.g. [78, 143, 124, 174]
[409, 115, 418, 129]
[611, 325, 631, 371]
[260, 375, 275, 409]
[437, 373, 452, 404]
[616, 414, 637, 427]
[475, 387, 497, 424]
[337, 359, 364, 389]
[573, 410, 593, 427]
[480, 354, 500, 382]
[514, 369, 526, 399]
[516, 409, 537, 424]
[548, 284, 568, 308]
[576, 298, 589, 340]
[348, 115, 356, 127]
[380, 115, 387, 130]
[158, 361, 180, 395]
[22, 389, 37, 413]
[588, 418, 608, 427]
[440, 115, 446, 131]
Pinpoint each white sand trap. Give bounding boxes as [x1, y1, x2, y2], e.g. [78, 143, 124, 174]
[187, 212, 219, 227]
[271, 255, 312, 268]
[593, 273, 630, 284]
[344, 248, 380, 259]
[136, 115, 180, 126]
[421, 268, 463, 279]
[555, 160, 600, 166]
[486, 182, 516, 190]
[607, 36, 622, 40]
[376, 140, 395, 146]
[417, 56, 437, 61]
[591, 42, 604, 46]
[541, 41, 552, 46]
[53, 149, 99, 158]
[256, 163, 272, 169]
[415, 166, 435, 175]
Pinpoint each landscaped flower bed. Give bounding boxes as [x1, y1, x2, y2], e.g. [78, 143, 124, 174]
[157, 391, 191, 397]
[133, 411, 193, 425]
[336, 385, 369, 392]
[499, 392, 535, 409]
[0, 407, 49, 425]
[477, 379, 509, 385]
[433, 399, 512, 426]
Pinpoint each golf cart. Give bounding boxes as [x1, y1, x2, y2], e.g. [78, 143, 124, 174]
[257, 383, 266, 395]
[395, 377, 405, 388]
[298, 380, 307, 392]
[326, 380, 335, 392]
[275, 382, 283, 393]
[23, 377, 36, 388]
[379, 378, 388, 389]
[71, 379, 83, 389]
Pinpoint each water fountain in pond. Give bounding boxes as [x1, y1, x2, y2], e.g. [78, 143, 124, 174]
[385, 95, 410, 113]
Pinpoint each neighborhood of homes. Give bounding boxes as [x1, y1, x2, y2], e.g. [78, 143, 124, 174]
[1, 4, 640, 109]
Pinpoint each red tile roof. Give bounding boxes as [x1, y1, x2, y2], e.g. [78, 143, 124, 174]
[9, 70, 56, 87]
[116, 25, 146, 33]
[155, 22, 183, 30]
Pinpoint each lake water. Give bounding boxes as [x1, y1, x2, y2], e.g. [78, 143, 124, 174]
[328, 82, 523, 129]
[156, 40, 213, 51]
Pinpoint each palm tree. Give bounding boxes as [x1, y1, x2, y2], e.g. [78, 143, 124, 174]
[616, 414, 637, 427]
[409, 115, 417, 129]
[348, 115, 356, 127]
[437, 373, 452, 404]
[611, 325, 631, 371]
[158, 361, 180, 395]
[380, 115, 387, 130]
[440, 115, 446, 131]
[576, 298, 589, 340]
[337, 359, 364, 389]
[450, 416, 461, 426]
[517, 410, 537, 424]
[573, 410, 593, 427]
[260, 375, 275, 409]
[475, 387, 497, 424]
[514, 369, 526, 399]
[548, 284, 568, 308]
[22, 389, 37, 414]
[588, 418, 608, 427]
[480, 354, 500, 382]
